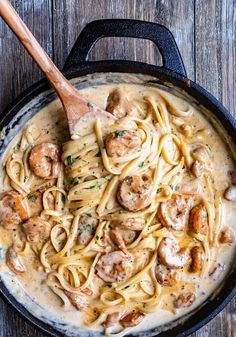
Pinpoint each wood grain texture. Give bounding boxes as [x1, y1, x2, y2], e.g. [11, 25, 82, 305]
[195, 0, 236, 116]
[0, 0, 235, 336]
[0, 0, 53, 113]
[52, 0, 195, 79]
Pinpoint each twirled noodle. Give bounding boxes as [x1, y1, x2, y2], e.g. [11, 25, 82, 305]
[2, 84, 231, 337]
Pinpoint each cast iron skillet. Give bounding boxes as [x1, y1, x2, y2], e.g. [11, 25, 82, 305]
[0, 19, 235, 337]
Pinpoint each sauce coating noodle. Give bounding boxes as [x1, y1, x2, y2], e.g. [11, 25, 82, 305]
[0, 79, 235, 337]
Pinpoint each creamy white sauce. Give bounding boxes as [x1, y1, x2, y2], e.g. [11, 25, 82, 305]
[0, 73, 235, 336]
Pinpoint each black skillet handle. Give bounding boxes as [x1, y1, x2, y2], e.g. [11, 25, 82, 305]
[63, 19, 187, 77]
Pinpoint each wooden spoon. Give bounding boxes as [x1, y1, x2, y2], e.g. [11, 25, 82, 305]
[0, 0, 116, 137]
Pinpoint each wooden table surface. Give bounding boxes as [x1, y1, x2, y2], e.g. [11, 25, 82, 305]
[0, 0, 235, 336]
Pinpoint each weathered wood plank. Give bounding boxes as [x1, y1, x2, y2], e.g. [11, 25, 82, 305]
[0, 0, 53, 113]
[52, 0, 195, 80]
[195, 0, 236, 115]
[0, 297, 43, 337]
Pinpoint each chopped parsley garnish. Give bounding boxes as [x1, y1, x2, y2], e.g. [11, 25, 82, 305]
[87, 101, 94, 109]
[67, 155, 75, 165]
[138, 161, 145, 168]
[88, 181, 101, 189]
[115, 130, 126, 138]
[61, 195, 66, 203]
[107, 284, 112, 288]
[124, 285, 130, 289]
[156, 187, 163, 194]
[96, 235, 100, 240]
[89, 184, 97, 189]
[27, 194, 36, 203]
[86, 213, 92, 217]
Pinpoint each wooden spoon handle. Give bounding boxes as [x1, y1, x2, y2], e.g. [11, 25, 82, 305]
[0, 0, 77, 100]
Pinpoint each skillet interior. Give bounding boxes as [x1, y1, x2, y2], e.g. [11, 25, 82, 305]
[0, 70, 235, 337]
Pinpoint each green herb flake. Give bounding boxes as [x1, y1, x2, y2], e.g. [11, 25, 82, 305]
[156, 187, 163, 194]
[86, 213, 92, 217]
[138, 161, 145, 168]
[87, 101, 94, 109]
[61, 195, 66, 203]
[124, 285, 130, 289]
[67, 155, 75, 165]
[96, 235, 100, 240]
[115, 130, 126, 138]
[107, 284, 112, 288]
[27, 194, 36, 203]
[89, 184, 97, 189]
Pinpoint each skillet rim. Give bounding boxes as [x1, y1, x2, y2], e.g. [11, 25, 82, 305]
[0, 61, 235, 337]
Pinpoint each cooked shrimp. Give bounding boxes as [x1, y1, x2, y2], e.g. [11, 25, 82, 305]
[219, 227, 235, 245]
[155, 264, 179, 286]
[174, 292, 196, 308]
[77, 214, 98, 246]
[191, 160, 204, 178]
[95, 250, 134, 283]
[6, 246, 25, 274]
[64, 290, 88, 310]
[158, 237, 190, 269]
[119, 217, 145, 231]
[105, 130, 141, 157]
[22, 216, 51, 243]
[106, 88, 133, 119]
[110, 227, 136, 251]
[158, 194, 193, 231]
[29, 142, 60, 179]
[190, 246, 204, 273]
[103, 312, 123, 327]
[189, 204, 208, 236]
[120, 311, 144, 328]
[0, 191, 27, 229]
[117, 175, 152, 212]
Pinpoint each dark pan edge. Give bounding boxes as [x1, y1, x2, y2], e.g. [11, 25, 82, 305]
[0, 61, 235, 337]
